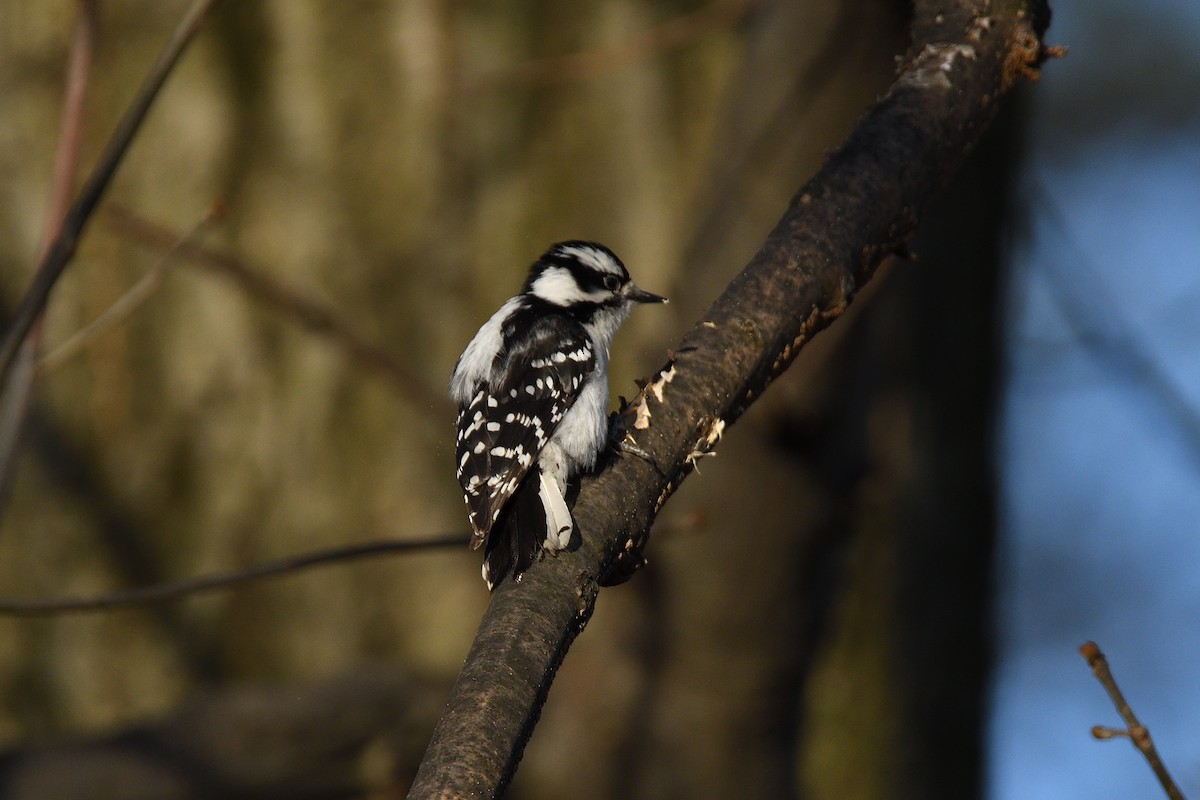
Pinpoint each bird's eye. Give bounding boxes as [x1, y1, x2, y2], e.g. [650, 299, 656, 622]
[603, 276, 621, 292]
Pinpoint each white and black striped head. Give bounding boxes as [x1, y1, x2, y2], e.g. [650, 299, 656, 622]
[522, 241, 666, 311]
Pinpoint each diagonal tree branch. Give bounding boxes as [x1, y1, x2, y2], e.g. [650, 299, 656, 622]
[0, 0, 98, 517]
[103, 204, 451, 417]
[0, 0, 216, 384]
[408, 2, 1056, 797]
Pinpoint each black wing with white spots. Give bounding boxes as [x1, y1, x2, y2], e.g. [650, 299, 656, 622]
[454, 312, 595, 546]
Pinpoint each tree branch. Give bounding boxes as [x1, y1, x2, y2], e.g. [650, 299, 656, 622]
[0, 534, 464, 617]
[38, 205, 221, 374]
[104, 204, 451, 418]
[409, 2, 1056, 797]
[1079, 641, 1185, 800]
[0, 0, 98, 515]
[0, 0, 216, 383]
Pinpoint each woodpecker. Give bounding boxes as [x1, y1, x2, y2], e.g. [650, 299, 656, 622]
[449, 241, 666, 588]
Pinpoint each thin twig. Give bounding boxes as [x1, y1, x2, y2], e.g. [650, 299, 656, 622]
[104, 204, 451, 417]
[0, 511, 704, 618]
[0, 0, 98, 515]
[0, 0, 217, 384]
[38, 206, 221, 374]
[0, 533, 466, 616]
[1079, 641, 1186, 800]
[43, 1, 97, 240]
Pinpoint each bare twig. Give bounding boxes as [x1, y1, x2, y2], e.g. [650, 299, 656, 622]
[0, 0, 98, 514]
[105, 204, 451, 417]
[0, 509, 705, 618]
[39, 205, 222, 374]
[1079, 641, 1186, 800]
[0, 533, 465, 616]
[0, 0, 216, 384]
[39, 204, 218, 370]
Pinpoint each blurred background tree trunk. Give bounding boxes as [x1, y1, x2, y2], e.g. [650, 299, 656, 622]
[794, 108, 1016, 800]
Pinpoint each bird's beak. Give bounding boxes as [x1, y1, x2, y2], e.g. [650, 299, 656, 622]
[625, 283, 668, 304]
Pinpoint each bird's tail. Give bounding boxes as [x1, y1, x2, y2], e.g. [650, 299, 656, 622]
[483, 469, 573, 590]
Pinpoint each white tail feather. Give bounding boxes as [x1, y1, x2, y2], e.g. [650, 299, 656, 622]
[538, 470, 573, 551]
